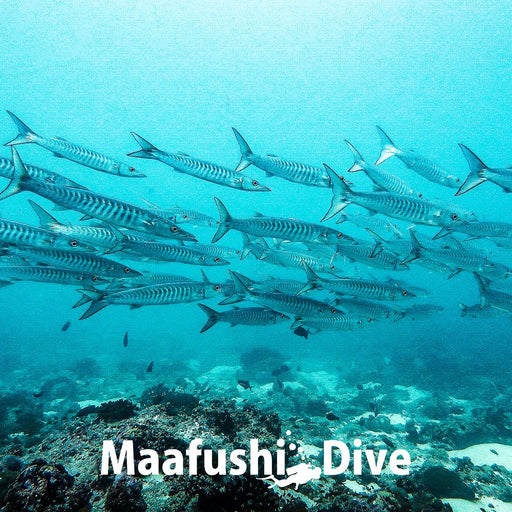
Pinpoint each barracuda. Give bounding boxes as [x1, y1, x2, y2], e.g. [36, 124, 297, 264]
[5, 111, 144, 177]
[226, 271, 343, 318]
[128, 133, 270, 192]
[345, 140, 416, 196]
[213, 198, 349, 244]
[375, 126, 461, 189]
[292, 313, 371, 332]
[333, 297, 404, 321]
[0, 148, 195, 241]
[335, 240, 406, 271]
[434, 220, 512, 241]
[322, 165, 473, 226]
[456, 144, 512, 195]
[232, 128, 331, 188]
[198, 304, 289, 333]
[141, 200, 215, 227]
[0, 265, 108, 288]
[298, 263, 414, 300]
[11, 245, 141, 278]
[474, 274, 512, 313]
[402, 230, 511, 280]
[0, 217, 91, 252]
[0, 156, 85, 189]
[109, 227, 230, 266]
[78, 274, 227, 319]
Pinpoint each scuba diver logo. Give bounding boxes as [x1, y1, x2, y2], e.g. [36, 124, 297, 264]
[259, 431, 322, 489]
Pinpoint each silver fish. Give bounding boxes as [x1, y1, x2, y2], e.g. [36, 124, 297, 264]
[5, 111, 144, 177]
[78, 274, 227, 319]
[213, 198, 349, 244]
[403, 230, 511, 280]
[456, 144, 512, 195]
[292, 313, 371, 332]
[232, 128, 331, 187]
[0, 156, 85, 189]
[1, 148, 195, 241]
[337, 211, 404, 238]
[11, 245, 141, 278]
[474, 273, 512, 313]
[334, 297, 404, 321]
[323, 165, 474, 226]
[402, 304, 444, 320]
[434, 220, 512, 241]
[198, 304, 289, 332]
[345, 140, 416, 196]
[375, 126, 460, 188]
[459, 302, 507, 318]
[299, 263, 414, 300]
[128, 133, 270, 192]
[0, 265, 108, 287]
[335, 239, 406, 271]
[141, 200, 215, 227]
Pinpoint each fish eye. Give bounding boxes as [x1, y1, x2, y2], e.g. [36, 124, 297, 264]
[337, 233, 343, 238]
[92, 276, 98, 282]
[402, 290, 407, 296]
[280, 314, 285, 318]
[124, 267, 131, 274]
[214, 256, 220, 262]
[70, 240, 78, 247]
[171, 226, 178, 232]
[183, 214, 188, 219]
[214, 285, 221, 291]
[331, 307, 336, 314]
[368, 317, 372, 322]
[451, 213, 458, 220]
[252, 180, 259, 186]
[129, 167, 135, 172]
[330, 264, 334, 269]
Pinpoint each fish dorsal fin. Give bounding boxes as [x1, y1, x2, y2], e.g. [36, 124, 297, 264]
[254, 212, 265, 217]
[267, 154, 279, 158]
[201, 270, 210, 283]
[177, 152, 190, 157]
[54, 136, 68, 141]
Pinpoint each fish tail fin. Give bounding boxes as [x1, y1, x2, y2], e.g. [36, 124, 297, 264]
[212, 197, 232, 243]
[232, 128, 253, 172]
[5, 111, 37, 146]
[0, 147, 30, 200]
[28, 200, 60, 230]
[458, 303, 467, 317]
[299, 262, 320, 294]
[322, 164, 350, 221]
[456, 144, 488, 196]
[375, 126, 397, 165]
[219, 270, 250, 305]
[291, 318, 304, 329]
[401, 229, 423, 265]
[77, 288, 107, 319]
[198, 303, 219, 333]
[240, 232, 254, 260]
[128, 132, 159, 159]
[104, 224, 127, 254]
[432, 226, 452, 240]
[365, 229, 385, 258]
[0, 280, 13, 288]
[344, 140, 365, 172]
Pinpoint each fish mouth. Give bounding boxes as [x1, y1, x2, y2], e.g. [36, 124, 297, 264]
[258, 185, 271, 192]
[124, 171, 147, 178]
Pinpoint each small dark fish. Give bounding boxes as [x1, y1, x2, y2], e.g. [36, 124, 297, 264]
[146, 361, 153, 373]
[61, 321, 71, 332]
[293, 326, 310, 339]
[271, 364, 291, 377]
[77, 404, 99, 417]
[480, 508, 486, 512]
[490, 449, 498, 455]
[326, 411, 339, 421]
[356, 383, 364, 391]
[237, 379, 252, 390]
[381, 436, 396, 449]
[32, 390, 43, 398]
[123, 332, 128, 347]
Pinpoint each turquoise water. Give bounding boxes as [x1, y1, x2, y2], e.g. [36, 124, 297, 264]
[0, 1, 512, 508]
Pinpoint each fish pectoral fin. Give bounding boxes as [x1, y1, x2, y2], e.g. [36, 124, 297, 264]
[52, 152, 65, 158]
[447, 268, 463, 279]
[130, 304, 143, 309]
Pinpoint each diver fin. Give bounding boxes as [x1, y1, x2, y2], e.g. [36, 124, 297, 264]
[456, 144, 488, 196]
[375, 126, 398, 165]
[232, 128, 253, 172]
[198, 303, 219, 333]
[5, 111, 37, 146]
[212, 197, 232, 243]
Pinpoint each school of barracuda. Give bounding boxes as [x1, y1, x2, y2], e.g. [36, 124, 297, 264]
[1, 111, 511, 333]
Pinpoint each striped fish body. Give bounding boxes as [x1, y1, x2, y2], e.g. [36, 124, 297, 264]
[0, 265, 108, 287]
[185, 242, 240, 260]
[335, 242, 405, 271]
[256, 279, 305, 296]
[106, 273, 194, 291]
[353, 160, 416, 196]
[396, 150, 460, 189]
[119, 239, 229, 266]
[403, 304, 444, 319]
[104, 281, 224, 307]
[250, 154, 331, 187]
[299, 313, 369, 331]
[482, 168, 512, 193]
[449, 221, 512, 240]
[11, 246, 140, 278]
[0, 218, 90, 251]
[16, 178, 194, 241]
[321, 277, 410, 300]
[0, 157, 84, 188]
[460, 303, 507, 318]
[336, 297, 404, 321]
[216, 307, 289, 327]
[261, 248, 337, 273]
[160, 207, 215, 227]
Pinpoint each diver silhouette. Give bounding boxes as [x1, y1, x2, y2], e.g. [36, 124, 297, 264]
[259, 463, 322, 490]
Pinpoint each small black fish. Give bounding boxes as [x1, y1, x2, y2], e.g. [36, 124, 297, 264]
[146, 361, 153, 373]
[480, 508, 486, 512]
[123, 332, 128, 347]
[61, 321, 71, 332]
[32, 390, 43, 398]
[271, 364, 290, 377]
[237, 379, 252, 390]
[326, 411, 339, 421]
[293, 326, 310, 339]
[490, 449, 498, 455]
